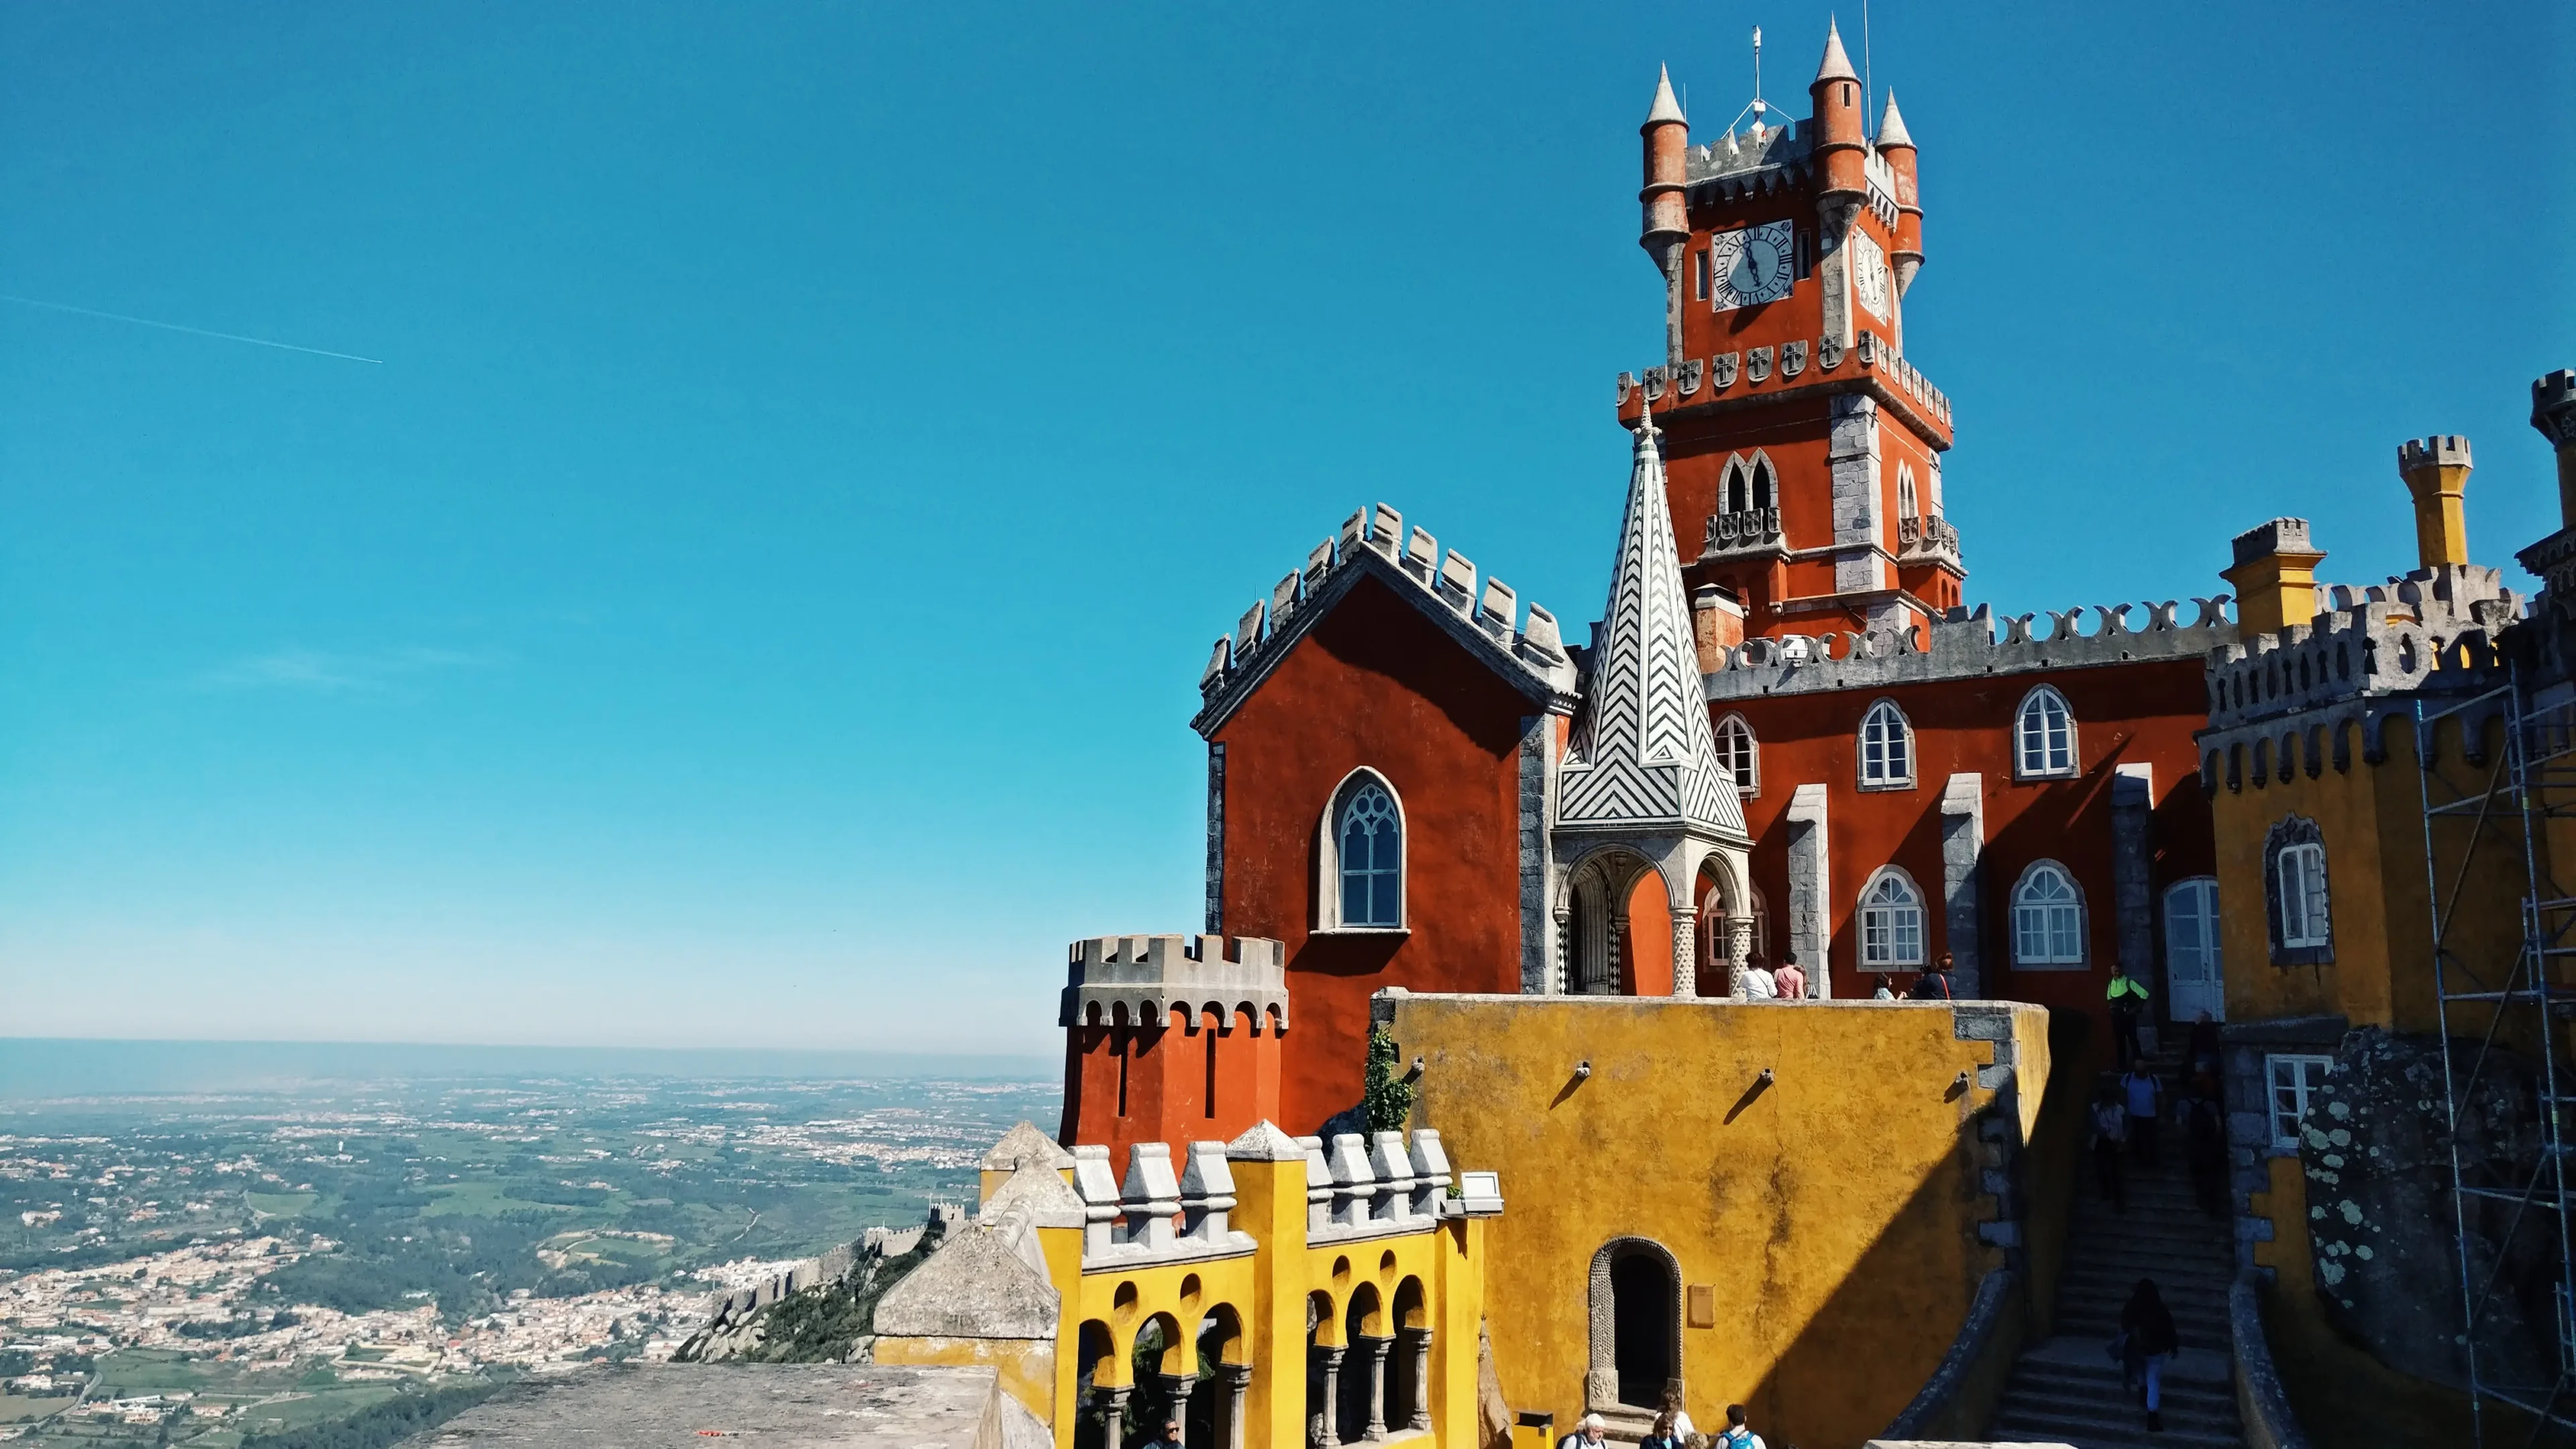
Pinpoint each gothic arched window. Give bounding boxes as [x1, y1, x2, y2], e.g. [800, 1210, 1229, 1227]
[1721, 455, 1751, 515]
[1750, 454, 1775, 511]
[1860, 869, 1927, 969]
[1896, 463, 1919, 521]
[1713, 713, 1760, 796]
[1859, 699, 1915, 790]
[1317, 771, 1405, 930]
[2010, 862, 2086, 967]
[2015, 686, 2077, 779]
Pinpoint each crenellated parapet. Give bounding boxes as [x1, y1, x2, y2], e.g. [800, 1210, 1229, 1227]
[1191, 502, 1580, 737]
[1291, 1128, 1487, 1244]
[1619, 327, 1951, 431]
[1060, 934, 1289, 1032]
[1703, 596, 2237, 702]
[2204, 566, 2526, 732]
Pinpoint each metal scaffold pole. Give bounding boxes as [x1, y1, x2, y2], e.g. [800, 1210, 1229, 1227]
[2416, 669, 2576, 1444]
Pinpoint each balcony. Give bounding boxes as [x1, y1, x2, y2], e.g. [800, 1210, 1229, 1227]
[1702, 506, 1785, 561]
[1898, 514, 1961, 566]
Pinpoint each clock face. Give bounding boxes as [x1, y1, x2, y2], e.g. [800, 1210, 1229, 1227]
[1710, 221, 1795, 312]
[1849, 229, 1891, 319]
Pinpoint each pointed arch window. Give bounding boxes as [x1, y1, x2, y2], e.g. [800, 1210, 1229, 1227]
[1317, 771, 1406, 932]
[1859, 869, 1927, 969]
[1858, 699, 1915, 790]
[1750, 453, 1774, 510]
[1719, 453, 1777, 518]
[1713, 713, 1760, 796]
[1896, 463, 1919, 522]
[2010, 862, 2086, 967]
[2014, 686, 2077, 779]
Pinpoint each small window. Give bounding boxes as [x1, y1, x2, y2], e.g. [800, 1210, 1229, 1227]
[1750, 455, 1774, 510]
[1859, 699, 1914, 789]
[1721, 455, 1750, 514]
[1794, 230, 1813, 280]
[2015, 687, 2076, 779]
[1713, 714, 1760, 796]
[2278, 843, 2328, 948]
[1860, 870, 1926, 969]
[1319, 771, 1406, 931]
[2010, 863, 2085, 967]
[1896, 463, 1919, 522]
[1694, 248, 1711, 301]
[2266, 1054, 2334, 1151]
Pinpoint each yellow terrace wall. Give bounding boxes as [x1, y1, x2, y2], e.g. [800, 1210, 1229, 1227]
[1379, 991, 2048, 1449]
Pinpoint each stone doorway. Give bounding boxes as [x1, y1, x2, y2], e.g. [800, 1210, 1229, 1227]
[1587, 1238, 1681, 1413]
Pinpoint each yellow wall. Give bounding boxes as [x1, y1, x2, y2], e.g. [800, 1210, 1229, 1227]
[873, 1334, 1061, 1426]
[1380, 994, 2049, 1449]
[2212, 713, 2526, 1036]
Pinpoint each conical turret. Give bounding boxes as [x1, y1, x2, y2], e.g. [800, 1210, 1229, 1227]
[1640, 66, 1690, 368]
[1809, 21, 1866, 205]
[1878, 91, 1923, 294]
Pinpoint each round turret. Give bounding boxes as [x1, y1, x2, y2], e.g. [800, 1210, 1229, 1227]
[1877, 92, 1923, 295]
[1639, 66, 1689, 262]
[1809, 21, 1866, 206]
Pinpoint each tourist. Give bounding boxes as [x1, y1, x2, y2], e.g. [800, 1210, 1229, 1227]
[1657, 1387, 1695, 1441]
[2121, 1059, 2164, 1169]
[1558, 1412, 1609, 1449]
[1871, 979, 1895, 1000]
[2106, 966, 2151, 1069]
[1713, 1403, 1765, 1449]
[2118, 1278, 2181, 1432]
[1638, 1408, 1685, 1449]
[1739, 959, 1779, 998]
[1906, 954, 1957, 1001]
[2090, 1083, 2128, 1212]
[1771, 951, 1807, 1001]
[2184, 1074, 2228, 1217]
[1146, 1417, 1184, 1449]
[2186, 1008, 2221, 1077]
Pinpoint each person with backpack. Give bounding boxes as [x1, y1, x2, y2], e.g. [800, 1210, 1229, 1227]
[2106, 966, 2152, 1069]
[1906, 953, 1957, 1001]
[2118, 1278, 2181, 1432]
[2090, 1083, 2129, 1212]
[1713, 1404, 1764, 1449]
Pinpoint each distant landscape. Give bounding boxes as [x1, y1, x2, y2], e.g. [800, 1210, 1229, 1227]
[0, 1040, 1059, 1448]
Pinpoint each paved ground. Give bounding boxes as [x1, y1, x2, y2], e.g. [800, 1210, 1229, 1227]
[401, 1362, 1004, 1448]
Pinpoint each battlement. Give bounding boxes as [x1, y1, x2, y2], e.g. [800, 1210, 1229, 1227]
[2535, 369, 2576, 445]
[1685, 118, 1807, 189]
[1061, 934, 1290, 1032]
[2398, 435, 2473, 473]
[2230, 517, 2315, 567]
[1193, 502, 1580, 735]
[1620, 327, 1951, 428]
[1703, 596, 2236, 702]
[2204, 564, 2526, 733]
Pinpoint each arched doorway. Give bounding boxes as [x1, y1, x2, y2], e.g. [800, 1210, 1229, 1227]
[1588, 1238, 1681, 1411]
[1700, 880, 1768, 996]
[1564, 850, 1665, 996]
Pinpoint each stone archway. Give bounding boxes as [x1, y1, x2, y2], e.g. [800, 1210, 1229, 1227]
[1587, 1238, 1682, 1411]
[1560, 849, 1664, 996]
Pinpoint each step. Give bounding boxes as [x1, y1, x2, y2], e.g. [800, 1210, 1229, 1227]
[2004, 1364, 2237, 1412]
[1998, 1381, 2241, 1432]
[1992, 1407, 2245, 1449]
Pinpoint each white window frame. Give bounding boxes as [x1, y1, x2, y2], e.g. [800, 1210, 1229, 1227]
[1713, 712, 1760, 797]
[1896, 462, 1919, 522]
[2277, 841, 2330, 949]
[2265, 1053, 2334, 1152]
[1858, 698, 1916, 791]
[1315, 768, 1408, 933]
[2013, 685, 2078, 780]
[2009, 861, 2087, 969]
[1858, 868, 1927, 969]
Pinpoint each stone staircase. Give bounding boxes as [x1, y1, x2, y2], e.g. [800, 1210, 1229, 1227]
[1988, 1060, 2245, 1449]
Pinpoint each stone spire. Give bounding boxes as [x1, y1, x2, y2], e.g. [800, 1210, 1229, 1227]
[1876, 90, 1913, 150]
[1644, 64, 1686, 126]
[1557, 400, 1748, 839]
[1815, 17, 1858, 85]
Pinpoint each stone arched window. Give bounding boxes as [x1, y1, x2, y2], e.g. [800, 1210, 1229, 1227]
[2010, 861, 2086, 967]
[2265, 816, 2332, 965]
[1858, 699, 1915, 790]
[1896, 462, 1919, 521]
[1317, 769, 1405, 932]
[1713, 712, 1760, 796]
[1859, 867, 1928, 969]
[2014, 685, 2077, 780]
[1719, 451, 1778, 515]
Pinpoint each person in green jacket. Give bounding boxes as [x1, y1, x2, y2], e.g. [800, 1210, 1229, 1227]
[2106, 966, 2151, 1069]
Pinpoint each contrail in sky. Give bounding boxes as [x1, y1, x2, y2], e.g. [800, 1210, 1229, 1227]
[0, 293, 383, 364]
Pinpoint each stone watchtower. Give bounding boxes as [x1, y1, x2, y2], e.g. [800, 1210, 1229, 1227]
[1621, 21, 1959, 646]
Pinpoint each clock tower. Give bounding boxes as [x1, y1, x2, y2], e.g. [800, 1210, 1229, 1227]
[1623, 22, 1960, 645]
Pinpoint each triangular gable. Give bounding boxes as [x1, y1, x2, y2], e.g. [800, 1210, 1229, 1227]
[1192, 502, 1580, 737]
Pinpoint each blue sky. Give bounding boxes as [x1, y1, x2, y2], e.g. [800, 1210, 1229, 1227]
[1, 3, 2568, 1055]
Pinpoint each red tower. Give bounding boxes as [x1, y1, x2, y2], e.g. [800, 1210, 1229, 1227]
[1623, 23, 1961, 643]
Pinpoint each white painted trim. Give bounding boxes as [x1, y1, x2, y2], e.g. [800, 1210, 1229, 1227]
[2011, 684, 2080, 781]
[2007, 859, 2088, 969]
[1316, 767, 1407, 932]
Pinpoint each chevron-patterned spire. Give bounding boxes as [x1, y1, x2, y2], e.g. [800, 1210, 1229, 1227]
[1558, 401, 1748, 839]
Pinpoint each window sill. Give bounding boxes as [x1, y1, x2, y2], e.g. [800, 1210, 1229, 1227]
[1857, 779, 1917, 793]
[1858, 963, 1927, 973]
[2007, 960, 2090, 973]
[2012, 769, 2079, 784]
[2271, 945, 2333, 967]
[1314, 926, 1411, 938]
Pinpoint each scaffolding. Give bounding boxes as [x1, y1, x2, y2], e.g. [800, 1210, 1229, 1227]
[2418, 673, 2576, 1444]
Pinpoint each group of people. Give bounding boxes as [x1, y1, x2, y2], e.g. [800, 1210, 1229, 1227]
[1731, 951, 1807, 1000]
[2090, 995, 2229, 1218]
[1560, 1397, 1768, 1449]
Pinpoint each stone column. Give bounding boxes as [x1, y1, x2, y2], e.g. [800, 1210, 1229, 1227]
[2111, 764, 2157, 1049]
[1606, 916, 1625, 997]
[1670, 906, 1697, 998]
[1395, 1327, 1433, 1431]
[1154, 1374, 1195, 1447]
[1356, 1335, 1393, 1440]
[1096, 1385, 1132, 1449]
[1785, 784, 1831, 998]
[1218, 1364, 1253, 1449]
[1308, 1345, 1343, 1449]
[1551, 909, 1571, 996]
[1727, 917, 1754, 999]
[1939, 773, 1985, 1000]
